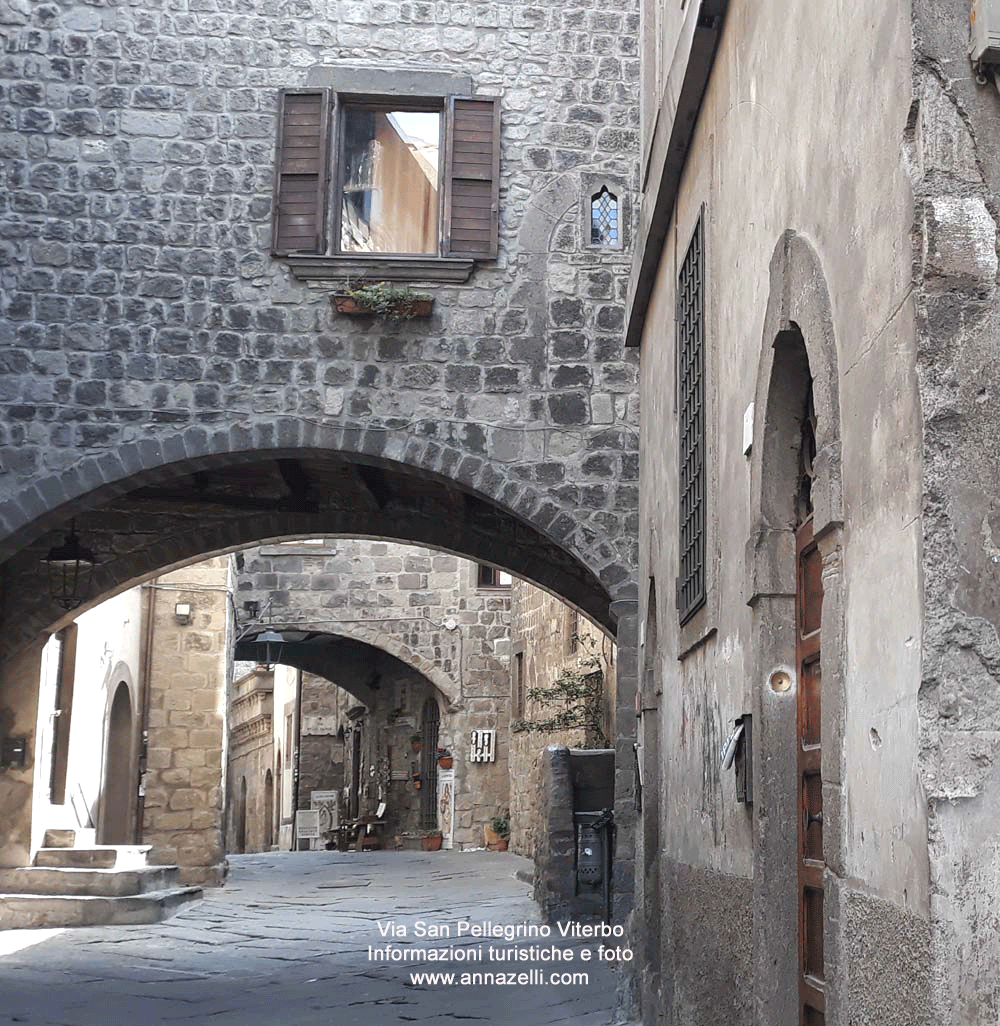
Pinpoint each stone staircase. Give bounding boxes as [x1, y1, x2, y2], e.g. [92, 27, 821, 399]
[0, 830, 202, 929]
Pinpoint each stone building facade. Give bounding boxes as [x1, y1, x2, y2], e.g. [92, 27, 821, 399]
[0, 0, 642, 916]
[24, 557, 231, 886]
[627, 2, 1000, 1025]
[226, 664, 275, 854]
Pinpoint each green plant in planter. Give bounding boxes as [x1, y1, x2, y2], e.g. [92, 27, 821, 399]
[490, 815, 510, 839]
[344, 280, 432, 322]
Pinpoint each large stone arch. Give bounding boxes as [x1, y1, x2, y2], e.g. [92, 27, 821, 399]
[240, 621, 462, 709]
[236, 629, 459, 710]
[746, 230, 847, 1026]
[0, 427, 632, 659]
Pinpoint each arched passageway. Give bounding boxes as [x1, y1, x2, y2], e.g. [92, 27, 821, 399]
[233, 630, 479, 850]
[0, 446, 637, 915]
[98, 681, 135, 845]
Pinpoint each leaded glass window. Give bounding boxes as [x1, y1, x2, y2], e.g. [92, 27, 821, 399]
[591, 186, 619, 246]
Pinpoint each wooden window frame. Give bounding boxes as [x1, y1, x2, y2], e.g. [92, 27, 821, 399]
[476, 564, 511, 589]
[272, 88, 500, 265]
[333, 97, 446, 259]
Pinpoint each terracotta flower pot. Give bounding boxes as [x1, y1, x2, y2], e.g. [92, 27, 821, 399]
[421, 834, 443, 851]
[332, 295, 434, 318]
[437, 755, 453, 769]
[410, 739, 423, 753]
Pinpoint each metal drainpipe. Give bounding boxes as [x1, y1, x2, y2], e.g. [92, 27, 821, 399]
[136, 581, 156, 842]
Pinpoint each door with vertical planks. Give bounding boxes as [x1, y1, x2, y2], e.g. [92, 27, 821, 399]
[797, 518, 824, 1024]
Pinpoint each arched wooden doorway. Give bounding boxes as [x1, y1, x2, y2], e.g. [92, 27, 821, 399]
[420, 697, 440, 829]
[236, 777, 247, 854]
[275, 754, 283, 848]
[264, 769, 274, 851]
[98, 681, 135, 845]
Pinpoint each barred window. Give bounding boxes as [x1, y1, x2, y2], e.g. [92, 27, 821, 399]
[677, 216, 706, 623]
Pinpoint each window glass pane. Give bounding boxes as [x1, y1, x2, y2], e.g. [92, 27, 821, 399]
[341, 109, 440, 254]
[591, 187, 619, 247]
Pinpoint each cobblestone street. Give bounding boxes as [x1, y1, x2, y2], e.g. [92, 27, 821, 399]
[0, 852, 619, 1025]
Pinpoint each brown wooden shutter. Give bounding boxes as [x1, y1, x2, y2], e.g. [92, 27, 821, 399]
[271, 89, 330, 255]
[444, 96, 500, 260]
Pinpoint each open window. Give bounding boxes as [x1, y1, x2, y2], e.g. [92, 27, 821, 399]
[477, 564, 512, 589]
[272, 90, 500, 263]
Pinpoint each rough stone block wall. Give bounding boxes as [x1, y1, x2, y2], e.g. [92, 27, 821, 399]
[143, 557, 230, 885]
[508, 578, 616, 863]
[298, 670, 345, 802]
[913, 4, 1000, 1019]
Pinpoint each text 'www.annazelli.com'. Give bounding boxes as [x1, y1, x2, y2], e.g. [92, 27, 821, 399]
[408, 971, 590, 986]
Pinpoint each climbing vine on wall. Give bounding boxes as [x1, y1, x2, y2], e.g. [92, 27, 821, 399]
[511, 635, 608, 747]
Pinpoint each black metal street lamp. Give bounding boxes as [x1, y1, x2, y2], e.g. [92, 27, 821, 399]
[254, 629, 285, 666]
[44, 523, 97, 611]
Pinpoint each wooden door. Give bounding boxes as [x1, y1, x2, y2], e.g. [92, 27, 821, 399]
[797, 519, 825, 1024]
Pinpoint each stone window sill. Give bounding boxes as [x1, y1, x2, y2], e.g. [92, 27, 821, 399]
[285, 254, 475, 284]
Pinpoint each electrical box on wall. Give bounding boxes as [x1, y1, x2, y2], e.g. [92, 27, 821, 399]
[972, 0, 1000, 63]
[1, 737, 28, 769]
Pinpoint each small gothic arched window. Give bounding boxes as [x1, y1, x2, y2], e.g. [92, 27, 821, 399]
[591, 186, 620, 247]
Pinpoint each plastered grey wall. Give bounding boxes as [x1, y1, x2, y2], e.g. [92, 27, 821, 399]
[634, 1, 927, 1024]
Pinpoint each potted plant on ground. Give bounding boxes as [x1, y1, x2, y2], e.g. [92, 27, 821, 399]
[409, 733, 423, 753]
[485, 814, 510, 852]
[333, 281, 433, 321]
[437, 747, 453, 770]
[421, 829, 443, 851]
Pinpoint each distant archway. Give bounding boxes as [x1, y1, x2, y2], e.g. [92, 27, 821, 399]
[98, 681, 135, 845]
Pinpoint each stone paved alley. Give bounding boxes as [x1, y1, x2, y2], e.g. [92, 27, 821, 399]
[0, 852, 619, 1025]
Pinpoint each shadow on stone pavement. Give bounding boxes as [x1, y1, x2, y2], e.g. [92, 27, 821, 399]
[0, 851, 621, 1025]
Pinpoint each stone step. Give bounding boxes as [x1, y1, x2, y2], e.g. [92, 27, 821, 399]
[42, 829, 76, 849]
[0, 865, 181, 897]
[0, 887, 203, 930]
[33, 845, 152, 870]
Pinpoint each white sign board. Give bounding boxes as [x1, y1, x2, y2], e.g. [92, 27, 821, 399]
[470, 729, 496, 763]
[437, 768, 455, 850]
[296, 809, 321, 840]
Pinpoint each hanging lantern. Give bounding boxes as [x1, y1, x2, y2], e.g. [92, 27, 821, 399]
[44, 523, 97, 611]
[254, 629, 285, 666]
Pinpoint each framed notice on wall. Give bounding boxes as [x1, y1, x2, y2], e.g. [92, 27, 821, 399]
[470, 729, 496, 763]
[295, 809, 321, 840]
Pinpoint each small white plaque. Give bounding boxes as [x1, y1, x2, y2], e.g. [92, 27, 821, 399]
[470, 729, 496, 763]
[296, 809, 321, 840]
[302, 715, 339, 736]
